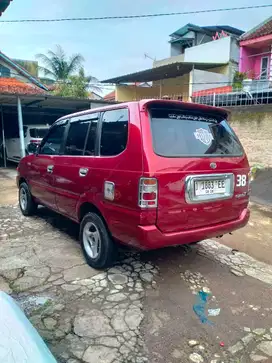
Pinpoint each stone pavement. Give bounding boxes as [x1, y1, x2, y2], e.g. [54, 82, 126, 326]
[0, 204, 159, 363]
[0, 168, 272, 363]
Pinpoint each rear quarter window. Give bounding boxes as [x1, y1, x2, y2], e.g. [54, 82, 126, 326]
[149, 108, 243, 157]
[100, 108, 128, 156]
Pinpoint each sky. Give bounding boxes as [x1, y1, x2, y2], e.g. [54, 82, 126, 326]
[0, 0, 271, 95]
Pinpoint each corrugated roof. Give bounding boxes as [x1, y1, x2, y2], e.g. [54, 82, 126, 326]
[203, 25, 244, 36]
[240, 16, 272, 41]
[170, 23, 244, 38]
[102, 61, 227, 84]
[0, 0, 12, 16]
[193, 86, 233, 97]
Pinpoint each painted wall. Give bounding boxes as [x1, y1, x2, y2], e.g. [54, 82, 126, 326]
[184, 36, 232, 63]
[192, 69, 229, 92]
[116, 74, 190, 102]
[153, 54, 185, 68]
[239, 45, 271, 79]
[229, 105, 272, 167]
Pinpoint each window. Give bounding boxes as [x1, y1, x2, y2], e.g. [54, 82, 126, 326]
[29, 128, 49, 139]
[149, 107, 243, 157]
[39, 121, 67, 155]
[100, 109, 128, 156]
[260, 57, 269, 80]
[0, 65, 11, 78]
[65, 119, 90, 156]
[84, 119, 98, 156]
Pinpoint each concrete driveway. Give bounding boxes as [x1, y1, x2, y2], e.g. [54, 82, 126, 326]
[0, 167, 272, 363]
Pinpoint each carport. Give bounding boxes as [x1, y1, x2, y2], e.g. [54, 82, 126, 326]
[0, 92, 114, 166]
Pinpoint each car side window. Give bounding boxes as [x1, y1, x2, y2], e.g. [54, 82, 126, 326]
[39, 121, 67, 156]
[100, 108, 128, 156]
[64, 119, 90, 156]
[84, 116, 99, 156]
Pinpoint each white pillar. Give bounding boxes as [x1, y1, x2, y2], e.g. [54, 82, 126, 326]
[1, 107, 6, 167]
[213, 93, 216, 107]
[17, 97, 25, 158]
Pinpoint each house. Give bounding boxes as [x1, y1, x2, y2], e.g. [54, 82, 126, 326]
[239, 16, 272, 88]
[103, 83, 151, 102]
[0, 51, 48, 94]
[153, 23, 244, 94]
[102, 23, 244, 101]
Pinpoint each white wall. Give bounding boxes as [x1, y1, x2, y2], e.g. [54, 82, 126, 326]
[230, 38, 240, 63]
[192, 69, 229, 92]
[184, 36, 231, 63]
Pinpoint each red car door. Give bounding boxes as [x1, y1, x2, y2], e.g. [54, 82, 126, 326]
[28, 120, 68, 210]
[54, 114, 99, 219]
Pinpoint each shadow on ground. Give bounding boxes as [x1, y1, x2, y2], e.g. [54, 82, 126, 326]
[251, 168, 272, 207]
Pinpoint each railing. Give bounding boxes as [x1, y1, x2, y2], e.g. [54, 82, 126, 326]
[128, 80, 272, 107]
[192, 80, 272, 107]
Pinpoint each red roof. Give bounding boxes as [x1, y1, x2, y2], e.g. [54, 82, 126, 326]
[240, 16, 272, 41]
[104, 90, 115, 101]
[192, 85, 233, 97]
[0, 78, 46, 95]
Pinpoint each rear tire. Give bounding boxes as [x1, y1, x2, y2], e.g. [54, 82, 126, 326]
[19, 182, 37, 216]
[80, 212, 117, 269]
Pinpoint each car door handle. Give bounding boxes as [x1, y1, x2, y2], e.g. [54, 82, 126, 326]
[47, 165, 54, 173]
[79, 168, 88, 177]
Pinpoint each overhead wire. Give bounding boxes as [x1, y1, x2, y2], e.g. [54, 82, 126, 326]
[0, 4, 271, 23]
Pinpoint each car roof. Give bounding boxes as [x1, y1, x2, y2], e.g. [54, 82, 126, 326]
[56, 99, 228, 123]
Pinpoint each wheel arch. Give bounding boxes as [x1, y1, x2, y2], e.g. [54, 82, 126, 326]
[18, 177, 27, 186]
[78, 202, 107, 224]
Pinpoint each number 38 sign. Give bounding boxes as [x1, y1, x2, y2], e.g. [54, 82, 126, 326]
[236, 174, 247, 187]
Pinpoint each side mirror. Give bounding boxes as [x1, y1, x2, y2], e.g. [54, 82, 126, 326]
[27, 143, 39, 155]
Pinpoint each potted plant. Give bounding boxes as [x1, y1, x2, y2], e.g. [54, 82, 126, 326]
[233, 71, 247, 90]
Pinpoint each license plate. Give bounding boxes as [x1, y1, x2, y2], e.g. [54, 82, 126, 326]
[194, 179, 226, 196]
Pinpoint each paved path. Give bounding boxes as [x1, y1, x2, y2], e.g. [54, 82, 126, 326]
[0, 168, 272, 363]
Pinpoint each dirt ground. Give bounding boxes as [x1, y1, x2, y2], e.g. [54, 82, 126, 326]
[0, 167, 272, 363]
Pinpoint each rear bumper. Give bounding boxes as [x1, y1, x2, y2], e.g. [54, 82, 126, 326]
[136, 208, 250, 250]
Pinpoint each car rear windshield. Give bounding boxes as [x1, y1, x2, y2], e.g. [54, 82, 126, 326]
[149, 108, 243, 157]
[30, 128, 49, 139]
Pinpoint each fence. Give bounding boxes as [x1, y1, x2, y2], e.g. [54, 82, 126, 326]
[126, 80, 272, 107]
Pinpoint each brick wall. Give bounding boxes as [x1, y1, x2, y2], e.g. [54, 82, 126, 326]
[228, 106, 272, 167]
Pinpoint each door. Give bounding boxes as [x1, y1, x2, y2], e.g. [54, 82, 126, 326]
[54, 113, 99, 218]
[5, 126, 27, 160]
[143, 104, 250, 234]
[260, 57, 269, 80]
[29, 120, 68, 210]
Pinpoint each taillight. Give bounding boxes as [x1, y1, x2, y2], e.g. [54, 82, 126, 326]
[30, 139, 40, 144]
[138, 178, 158, 208]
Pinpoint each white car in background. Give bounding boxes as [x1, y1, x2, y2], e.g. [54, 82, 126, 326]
[0, 125, 49, 163]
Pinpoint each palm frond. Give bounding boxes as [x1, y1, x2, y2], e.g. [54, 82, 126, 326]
[37, 65, 56, 79]
[67, 54, 84, 74]
[85, 75, 99, 83]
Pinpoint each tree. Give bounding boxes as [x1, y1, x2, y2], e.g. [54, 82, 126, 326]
[36, 45, 84, 81]
[54, 67, 101, 98]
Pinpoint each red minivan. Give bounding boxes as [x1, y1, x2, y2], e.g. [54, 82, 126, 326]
[17, 100, 250, 268]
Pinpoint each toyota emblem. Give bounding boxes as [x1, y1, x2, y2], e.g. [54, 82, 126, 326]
[210, 162, 217, 169]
